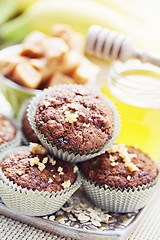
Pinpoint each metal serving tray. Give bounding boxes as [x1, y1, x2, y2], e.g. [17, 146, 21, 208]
[0, 188, 158, 240]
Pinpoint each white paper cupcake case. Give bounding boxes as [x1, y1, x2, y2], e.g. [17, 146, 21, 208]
[0, 115, 21, 153]
[81, 174, 159, 213]
[27, 84, 121, 163]
[0, 146, 81, 216]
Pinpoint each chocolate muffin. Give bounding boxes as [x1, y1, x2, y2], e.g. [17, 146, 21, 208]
[0, 144, 81, 216]
[0, 114, 16, 145]
[79, 144, 159, 188]
[79, 143, 159, 212]
[22, 110, 39, 144]
[0, 143, 77, 193]
[35, 87, 114, 152]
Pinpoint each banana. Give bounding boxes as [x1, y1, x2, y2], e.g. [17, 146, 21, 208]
[0, 0, 38, 25]
[91, 0, 144, 22]
[0, 0, 159, 54]
[0, 0, 17, 24]
[14, 0, 39, 11]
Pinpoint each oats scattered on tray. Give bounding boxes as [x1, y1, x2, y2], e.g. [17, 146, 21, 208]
[60, 195, 111, 227]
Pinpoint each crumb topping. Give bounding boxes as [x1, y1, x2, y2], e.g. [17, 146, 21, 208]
[48, 178, 53, 183]
[58, 167, 63, 173]
[110, 162, 118, 167]
[127, 175, 131, 181]
[62, 180, 71, 189]
[73, 166, 78, 173]
[30, 143, 46, 155]
[42, 157, 48, 164]
[29, 157, 39, 166]
[38, 162, 45, 171]
[65, 111, 78, 123]
[67, 103, 79, 110]
[48, 155, 56, 166]
[43, 101, 51, 108]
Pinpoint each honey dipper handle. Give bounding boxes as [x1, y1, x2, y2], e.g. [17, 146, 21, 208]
[86, 25, 160, 67]
[137, 51, 160, 67]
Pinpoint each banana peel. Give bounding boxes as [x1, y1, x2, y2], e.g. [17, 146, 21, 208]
[0, 0, 159, 54]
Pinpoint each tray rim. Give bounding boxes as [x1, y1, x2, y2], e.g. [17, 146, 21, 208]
[0, 197, 150, 240]
[0, 179, 159, 240]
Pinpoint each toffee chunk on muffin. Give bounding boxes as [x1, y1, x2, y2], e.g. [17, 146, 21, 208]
[22, 110, 40, 144]
[35, 87, 114, 153]
[0, 144, 81, 216]
[0, 114, 16, 145]
[79, 143, 159, 188]
[0, 143, 77, 193]
[79, 143, 159, 212]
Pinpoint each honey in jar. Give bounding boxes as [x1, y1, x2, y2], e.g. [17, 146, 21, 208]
[102, 60, 160, 162]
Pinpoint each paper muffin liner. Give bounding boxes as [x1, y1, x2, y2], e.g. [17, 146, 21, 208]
[27, 84, 121, 163]
[18, 98, 34, 145]
[0, 115, 21, 153]
[81, 173, 159, 213]
[0, 146, 81, 216]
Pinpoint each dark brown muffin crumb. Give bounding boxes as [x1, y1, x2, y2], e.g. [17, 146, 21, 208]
[22, 110, 40, 143]
[79, 144, 159, 188]
[0, 144, 77, 193]
[35, 87, 114, 152]
[0, 115, 16, 144]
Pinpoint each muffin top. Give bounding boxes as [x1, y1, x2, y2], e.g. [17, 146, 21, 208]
[0, 143, 77, 193]
[79, 143, 159, 188]
[22, 110, 39, 143]
[0, 114, 16, 144]
[35, 87, 114, 152]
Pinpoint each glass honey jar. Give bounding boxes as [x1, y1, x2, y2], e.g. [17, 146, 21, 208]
[102, 59, 160, 162]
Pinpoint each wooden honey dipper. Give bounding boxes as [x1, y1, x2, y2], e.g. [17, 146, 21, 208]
[85, 25, 160, 66]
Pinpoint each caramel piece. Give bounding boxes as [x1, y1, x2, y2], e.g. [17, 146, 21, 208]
[13, 62, 42, 89]
[20, 31, 47, 58]
[72, 59, 100, 84]
[29, 58, 47, 71]
[40, 59, 62, 82]
[51, 24, 73, 44]
[47, 72, 75, 87]
[69, 32, 84, 54]
[51, 24, 84, 54]
[43, 37, 68, 61]
[29, 58, 49, 83]
[40, 37, 69, 81]
[59, 51, 82, 74]
[0, 54, 27, 76]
